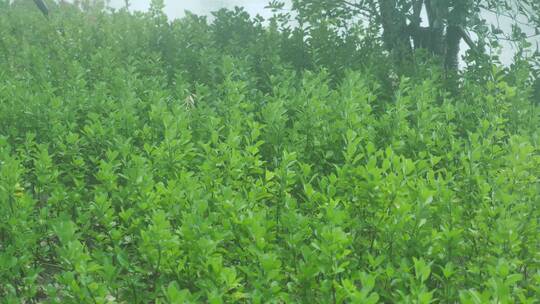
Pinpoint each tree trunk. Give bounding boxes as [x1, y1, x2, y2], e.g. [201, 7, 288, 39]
[445, 25, 461, 70]
[33, 0, 49, 17]
[378, 0, 412, 63]
[377, 0, 470, 72]
[445, 1, 469, 71]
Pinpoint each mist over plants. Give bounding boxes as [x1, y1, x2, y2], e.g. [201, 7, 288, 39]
[0, 0, 539, 303]
[107, 0, 272, 19]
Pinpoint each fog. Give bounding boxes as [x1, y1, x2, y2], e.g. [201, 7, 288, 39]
[107, 0, 279, 20]
[107, 0, 538, 65]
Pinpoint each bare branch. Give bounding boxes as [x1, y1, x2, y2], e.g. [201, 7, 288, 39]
[33, 0, 49, 17]
[459, 26, 476, 50]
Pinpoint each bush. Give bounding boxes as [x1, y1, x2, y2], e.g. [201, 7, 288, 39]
[0, 1, 539, 303]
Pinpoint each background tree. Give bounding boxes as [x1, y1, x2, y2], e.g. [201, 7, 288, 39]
[269, 0, 540, 73]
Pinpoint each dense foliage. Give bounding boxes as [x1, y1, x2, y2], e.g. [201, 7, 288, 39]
[272, 0, 540, 71]
[0, 0, 539, 303]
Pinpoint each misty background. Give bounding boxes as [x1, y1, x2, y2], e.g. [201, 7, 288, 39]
[108, 0, 276, 20]
[107, 0, 538, 66]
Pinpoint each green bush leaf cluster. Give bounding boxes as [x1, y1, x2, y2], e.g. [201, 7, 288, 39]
[0, 1, 539, 303]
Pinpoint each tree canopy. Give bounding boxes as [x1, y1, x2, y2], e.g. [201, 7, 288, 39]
[269, 0, 540, 73]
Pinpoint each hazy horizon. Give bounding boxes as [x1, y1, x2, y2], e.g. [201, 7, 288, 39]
[105, 0, 538, 65]
[108, 0, 278, 20]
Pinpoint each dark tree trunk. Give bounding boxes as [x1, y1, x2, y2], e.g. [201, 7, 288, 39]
[445, 0, 469, 71]
[445, 25, 461, 70]
[376, 0, 471, 72]
[378, 0, 413, 63]
[33, 0, 49, 17]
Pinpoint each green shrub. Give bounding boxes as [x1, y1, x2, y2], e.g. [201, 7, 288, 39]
[0, 2, 539, 303]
